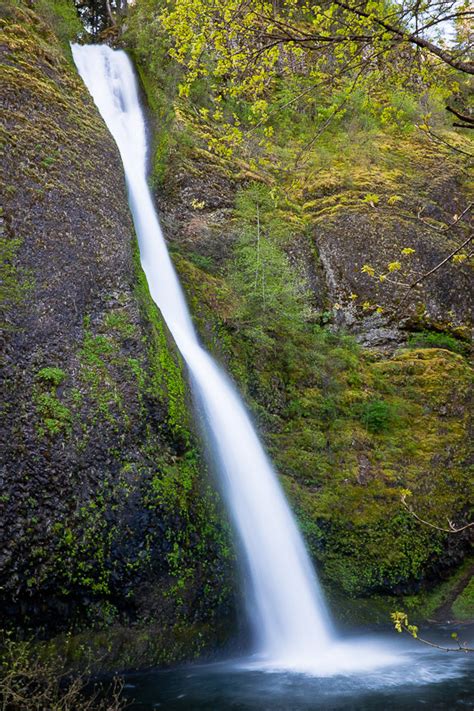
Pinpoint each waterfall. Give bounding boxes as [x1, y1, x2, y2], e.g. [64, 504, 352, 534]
[72, 44, 345, 669]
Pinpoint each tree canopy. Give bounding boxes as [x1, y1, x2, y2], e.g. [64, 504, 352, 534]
[74, 0, 128, 35]
[159, 0, 473, 142]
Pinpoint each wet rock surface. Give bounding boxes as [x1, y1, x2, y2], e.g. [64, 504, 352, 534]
[0, 0, 233, 664]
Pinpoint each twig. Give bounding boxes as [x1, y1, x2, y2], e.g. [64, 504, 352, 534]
[399, 623, 474, 653]
[419, 125, 474, 158]
[417, 202, 472, 233]
[401, 492, 474, 534]
[292, 62, 368, 169]
[446, 105, 474, 127]
[331, 0, 474, 74]
[400, 233, 473, 301]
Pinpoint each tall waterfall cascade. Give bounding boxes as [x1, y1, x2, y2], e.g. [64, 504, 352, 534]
[72, 44, 397, 674]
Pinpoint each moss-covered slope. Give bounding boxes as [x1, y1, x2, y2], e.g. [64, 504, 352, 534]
[0, 0, 234, 667]
[125, 2, 473, 624]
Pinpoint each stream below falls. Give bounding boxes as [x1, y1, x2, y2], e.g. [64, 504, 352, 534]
[117, 627, 474, 710]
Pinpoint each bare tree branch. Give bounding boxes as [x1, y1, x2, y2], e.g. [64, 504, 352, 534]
[401, 491, 474, 533]
[331, 0, 474, 74]
[418, 125, 474, 158]
[417, 202, 473, 233]
[447, 105, 474, 128]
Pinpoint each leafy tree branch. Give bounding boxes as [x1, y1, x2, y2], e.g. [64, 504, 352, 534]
[391, 612, 474, 652]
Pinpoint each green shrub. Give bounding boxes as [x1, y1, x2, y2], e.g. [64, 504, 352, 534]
[187, 252, 215, 272]
[0, 631, 125, 710]
[36, 0, 83, 51]
[359, 399, 395, 434]
[34, 368, 71, 436]
[34, 393, 72, 435]
[229, 183, 310, 347]
[451, 578, 474, 621]
[407, 331, 469, 356]
[36, 366, 66, 387]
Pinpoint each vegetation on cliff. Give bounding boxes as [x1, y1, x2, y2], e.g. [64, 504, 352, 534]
[0, 0, 472, 698]
[124, 0, 473, 620]
[1, 0, 234, 673]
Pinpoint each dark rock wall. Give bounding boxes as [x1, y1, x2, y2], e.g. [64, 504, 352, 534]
[0, 0, 234, 667]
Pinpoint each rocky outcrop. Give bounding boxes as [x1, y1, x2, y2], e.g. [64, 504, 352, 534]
[310, 154, 472, 346]
[0, 0, 233, 665]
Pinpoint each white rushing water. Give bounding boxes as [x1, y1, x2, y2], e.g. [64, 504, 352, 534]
[71, 44, 398, 673]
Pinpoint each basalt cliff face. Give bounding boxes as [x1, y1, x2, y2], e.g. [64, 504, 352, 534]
[1, 0, 233, 669]
[0, 0, 472, 671]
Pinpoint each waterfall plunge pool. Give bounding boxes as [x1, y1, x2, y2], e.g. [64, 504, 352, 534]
[110, 626, 474, 710]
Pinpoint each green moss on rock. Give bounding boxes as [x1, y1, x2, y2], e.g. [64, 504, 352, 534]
[1, 0, 235, 665]
[452, 578, 474, 621]
[127, 4, 473, 623]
